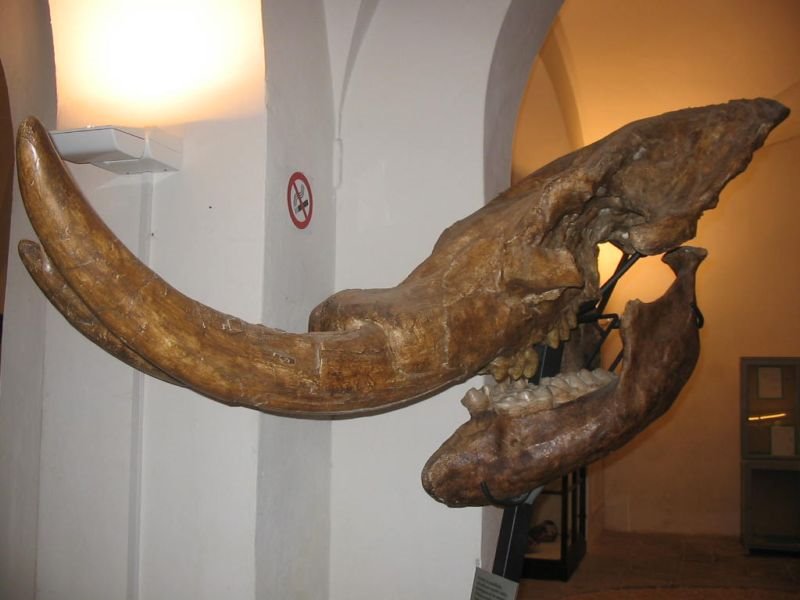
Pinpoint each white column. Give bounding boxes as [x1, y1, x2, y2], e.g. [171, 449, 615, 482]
[326, 1, 561, 598]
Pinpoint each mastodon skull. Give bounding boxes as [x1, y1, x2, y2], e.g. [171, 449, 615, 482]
[16, 99, 788, 507]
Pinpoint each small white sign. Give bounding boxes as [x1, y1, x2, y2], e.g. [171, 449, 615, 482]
[470, 568, 518, 600]
[757, 367, 783, 398]
[771, 425, 796, 456]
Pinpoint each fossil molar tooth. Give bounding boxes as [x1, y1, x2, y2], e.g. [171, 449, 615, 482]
[522, 362, 538, 380]
[546, 328, 561, 349]
[522, 349, 540, 379]
[576, 369, 598, 386]
[488, 356, 511, 382]
[462, 387, 490, 415]
[493, 392, 553, 417]
[592, 368, 617, 385]
[550, 387, 576, 406]
[547, 375, 571, 393]
[564, 372, 591, 394]
[517, 390, 535, 402]
[566, 310, 578, 330]
[512, 378, 528, 390]
[558, 314, 571, 341]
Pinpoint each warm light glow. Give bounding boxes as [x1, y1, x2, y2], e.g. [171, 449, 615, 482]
[748, 412, 789, 422]
[49, 0, 265, 127]
[597, 242, 622, 284]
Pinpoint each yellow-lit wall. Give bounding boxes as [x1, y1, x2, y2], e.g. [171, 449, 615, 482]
[513, 0, 800, 536]
[512, 55, 574, 181]
[600, 135, 800, 534]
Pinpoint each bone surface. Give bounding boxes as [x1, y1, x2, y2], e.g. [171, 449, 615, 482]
[16, 100, 788, 503]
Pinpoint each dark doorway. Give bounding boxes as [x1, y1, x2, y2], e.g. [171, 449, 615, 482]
[0, 60, 14, 357]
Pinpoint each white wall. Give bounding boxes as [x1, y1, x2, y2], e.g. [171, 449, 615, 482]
[326, 2, 560, 598]
[0, 0, 56, 597]
[258, 1, 336, 599]
[1, 7, 268, 600]
[137, 118, 266, 600]
[35, 167, 150, 600]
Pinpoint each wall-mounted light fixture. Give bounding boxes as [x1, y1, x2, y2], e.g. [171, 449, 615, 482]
[48, 0, 265, 128]
[50, 126, 182, 174]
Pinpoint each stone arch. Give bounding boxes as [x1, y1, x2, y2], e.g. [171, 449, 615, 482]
[483, 0, 563, 201]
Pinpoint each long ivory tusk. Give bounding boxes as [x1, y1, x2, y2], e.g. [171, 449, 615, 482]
[18, 239, 183, 386]
[16, 99, 789, 419]
[17, 117, 403, 417]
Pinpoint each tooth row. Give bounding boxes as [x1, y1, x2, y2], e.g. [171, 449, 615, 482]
[487, 346, 540, 382]
[461, 368, 617, 417]
[483, 300, 584, 382]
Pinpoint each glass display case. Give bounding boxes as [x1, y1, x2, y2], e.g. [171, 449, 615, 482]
[740, 357, 800, 552]
[522, 468, 586, 581]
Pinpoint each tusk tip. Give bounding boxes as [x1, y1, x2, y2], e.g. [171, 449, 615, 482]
[16, 116, 52, 159]
[18, 116, 46, 139]
[18, 239, 44, 266]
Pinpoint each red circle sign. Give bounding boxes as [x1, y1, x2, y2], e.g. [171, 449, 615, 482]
[287, 172, 313, 229]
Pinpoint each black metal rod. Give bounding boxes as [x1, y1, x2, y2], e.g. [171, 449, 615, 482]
[597, 252, 641, 306]
[481, 482, 533, 508]
[609, 348, 624, 373]
[491, 487, 543, 581]
[584, 316, 620, 368]
[491, 249, 642, 582]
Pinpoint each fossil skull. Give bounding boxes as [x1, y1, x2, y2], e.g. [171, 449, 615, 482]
[16, 99, 787, 506]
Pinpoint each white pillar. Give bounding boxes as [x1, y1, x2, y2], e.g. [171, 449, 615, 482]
[326, 2, 561, 598]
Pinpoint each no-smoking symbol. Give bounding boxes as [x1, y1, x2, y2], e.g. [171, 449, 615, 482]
[287, 172, 313, 230]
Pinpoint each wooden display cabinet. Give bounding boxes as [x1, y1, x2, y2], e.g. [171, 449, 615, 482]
[740, 357, 800, 553]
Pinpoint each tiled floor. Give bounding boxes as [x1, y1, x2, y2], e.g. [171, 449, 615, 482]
[518, 531, 800, 599]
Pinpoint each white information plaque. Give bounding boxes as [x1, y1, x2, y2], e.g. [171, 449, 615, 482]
[757, 366, 783, 398]
[470, 568, 518, 600]
[771, 425, 796, 456]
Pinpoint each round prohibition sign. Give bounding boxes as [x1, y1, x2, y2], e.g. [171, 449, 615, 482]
[287, 171, 313, 229]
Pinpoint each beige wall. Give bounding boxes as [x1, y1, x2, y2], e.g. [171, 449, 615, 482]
[601, 135, 800, 535]
[512, 55, 574, 181]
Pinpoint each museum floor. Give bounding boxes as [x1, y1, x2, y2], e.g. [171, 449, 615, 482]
[517, 531, 800, 599]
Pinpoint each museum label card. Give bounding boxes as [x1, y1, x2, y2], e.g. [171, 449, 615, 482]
[470, 568, 518, 600]
[757, 366, 783, 398]
[771, 425, 796, 456]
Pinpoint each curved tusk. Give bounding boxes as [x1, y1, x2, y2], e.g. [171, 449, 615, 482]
[18, 239, 183, 386]
[16, 117, 400, 417]
[16, 100, 789, 418]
